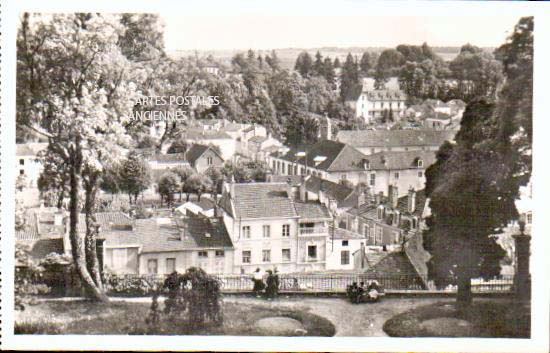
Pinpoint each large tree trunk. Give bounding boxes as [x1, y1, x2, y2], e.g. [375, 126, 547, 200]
[68, 152, 108, 302]
[83, 171, 104, 291]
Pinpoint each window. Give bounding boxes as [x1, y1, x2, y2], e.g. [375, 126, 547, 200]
[282, 249, 291, 262]
[19, 159, 24, 165]
[262, 225, 270, 238]
[363, 160, 370, 170]
[307, 245, 317, 260]
[418, 171, 423, 178]
[273, 160, 276, 169]
[417, 159, 424, 168]
[411, 217, 418, 229]
[526, 212, 532, 224]
[394, 172, 400, 180]
[165, 258, 176, 274]
[376, 227, 383, 244]
[341, 173, 347, 181]
[198, 251, 208, 258]
[282, 224, 290, 237]
[215, 250, 225, 257]
[19, 169, 24, 175]
[342, 240, 349, 246]
[207, 156, 213, 165]
[369, 173, 376, 186]
[242, 226, 251, 239]
[262, 249, 271, 263]
[377, 206, 384, 220]
[147, 259, 158, 274]
[341, 250, 350, 265]
[282, 163, 286, 174]
[242, 250, 251, 263]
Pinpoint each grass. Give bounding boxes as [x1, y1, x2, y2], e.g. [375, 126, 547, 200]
[383, 299, 530, 338]
[15, 299, 335, 336]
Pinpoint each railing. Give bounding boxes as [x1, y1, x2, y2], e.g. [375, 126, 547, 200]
[299, 227, 328, 235]
[102, 272, 514, 295]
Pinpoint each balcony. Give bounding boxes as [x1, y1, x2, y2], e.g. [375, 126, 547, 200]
[299, 227, 328, 236]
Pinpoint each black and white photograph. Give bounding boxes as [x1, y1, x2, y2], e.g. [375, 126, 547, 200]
[1, 0, 548, 352]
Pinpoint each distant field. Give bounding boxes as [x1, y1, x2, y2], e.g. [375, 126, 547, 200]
[168, 47, 492, 69]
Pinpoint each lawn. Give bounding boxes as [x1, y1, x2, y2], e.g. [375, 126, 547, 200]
[383, 299, 530, 338]
[14, 298, 335, 336]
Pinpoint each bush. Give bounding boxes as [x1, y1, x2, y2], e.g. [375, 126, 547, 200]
[150, 267, 223, 330]
[104, 273, 164, 296]
[15, 245, 51, 310]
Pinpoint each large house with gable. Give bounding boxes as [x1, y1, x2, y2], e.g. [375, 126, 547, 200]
[267, 139, 435, 197]
[218, 181, 332, 274]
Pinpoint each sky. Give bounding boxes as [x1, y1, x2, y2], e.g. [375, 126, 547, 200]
[161, 14, 521, 52]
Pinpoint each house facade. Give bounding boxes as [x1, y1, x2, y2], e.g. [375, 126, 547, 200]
[185, 144, 224, 173]
[218, 181, 332, 274]
[354, 90, 407, 124]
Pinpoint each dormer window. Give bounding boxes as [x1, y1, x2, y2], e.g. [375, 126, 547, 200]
[416, 158, 424, 168]
[377, 205, 384, 220]
[363, 160, 370, 170]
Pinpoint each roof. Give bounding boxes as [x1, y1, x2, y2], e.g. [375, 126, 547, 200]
[425, 111, 452, 121]
[77, 212, 134, 234]
[277, 140, 368, 172]
[248, 135, 268, 144]
[305, 176, 356, 205]
[179, 129, 232, 140]
[177, 197, 216, 212]
[185, 144, 209, 164]
[243, 125, 255, 133]
[333, 227, 366, 240]
[336, 129, 456, 148]
[105, 214, 233, 253]
[230, 183, 298, 219]
[294, 201, 331, 220]
[361, 150, 437, 170]
[16, 143, 48, 156]
[16, 208, 65, 241]
[224, 182, 330, 220]
[396, 189, 426, 217]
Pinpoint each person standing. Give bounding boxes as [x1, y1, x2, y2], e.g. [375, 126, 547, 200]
[252, 268, 265, 297]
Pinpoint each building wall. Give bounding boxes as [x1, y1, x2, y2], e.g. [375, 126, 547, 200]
[226, 217, 301, 274]
[355, 96, 406, 123]
[138, 248, 234, 275]
[326, 238, 365, 270]
[193, 149, 224, 173]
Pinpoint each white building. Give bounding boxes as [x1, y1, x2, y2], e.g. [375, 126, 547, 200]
[352, 89, 407, 124]
[218, 181, 332, 274]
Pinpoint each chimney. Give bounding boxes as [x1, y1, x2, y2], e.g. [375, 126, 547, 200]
[287, 178, 299, 200]
[389, 185, 399, 209]
[299, 176, 308, 202]
[407, 187, 416, 213]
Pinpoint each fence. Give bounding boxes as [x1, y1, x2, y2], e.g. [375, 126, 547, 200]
[103, 272, 514, 295]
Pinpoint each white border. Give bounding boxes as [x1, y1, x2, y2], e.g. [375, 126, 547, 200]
[2, 1, 549, 352]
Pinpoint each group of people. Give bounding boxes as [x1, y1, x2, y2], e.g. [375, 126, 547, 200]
[346, 280, 383, 304]
[251, 268, 279, 299]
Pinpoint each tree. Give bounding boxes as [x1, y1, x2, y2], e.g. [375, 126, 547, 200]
[333, 57, 341, 68]
[294, 51, 313, 77]
[17, 13, 140, 301]
[283, 112, 320, 147]
[313, 51, 324, 76]
[120, 151, 152, 204]
[265, 50, 281, 71]
[340, 53, 360, 101]
[205, 166, 224, 198]
[174, 166, 196, 201]
[158, 172, 180, 207]
[185, 174, 212, 202]
[167, 138, 188, 154]
[322, 57, 335, 85]
[118, 14, 165, 61]
[423, 99, 511, 305]
[100, 164, 121, 200]
[359, 52, 373, 75]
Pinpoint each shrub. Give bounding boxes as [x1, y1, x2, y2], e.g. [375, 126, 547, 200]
[104, 273, 164, 296]
[151, 267, 223, 330]
[15, 245, 51, 310]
